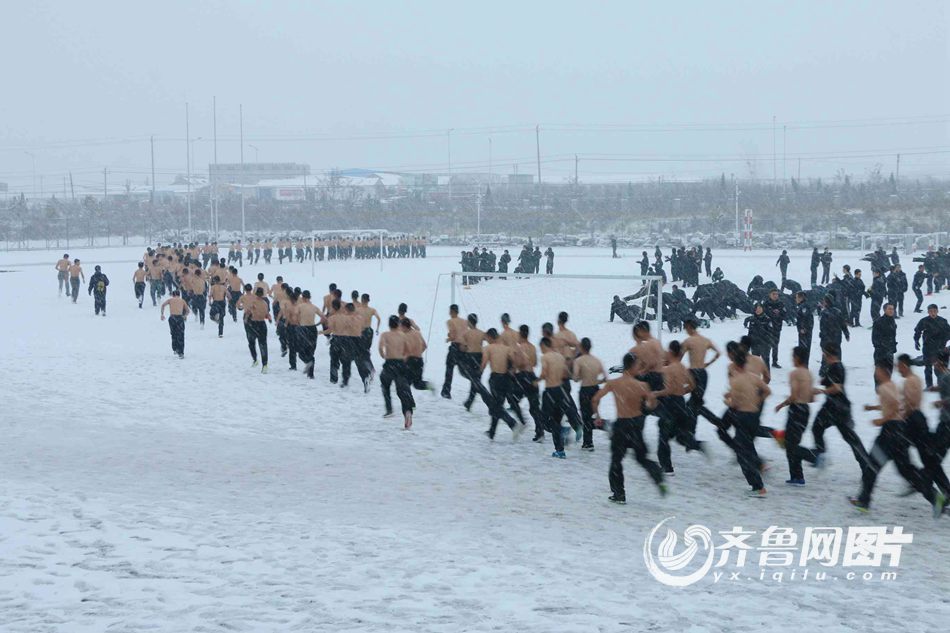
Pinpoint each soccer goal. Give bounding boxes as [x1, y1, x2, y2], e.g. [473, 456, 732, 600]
[309, 229, 389, 276]
[859, 232, 947, 253]
[425, 271, 665, 363]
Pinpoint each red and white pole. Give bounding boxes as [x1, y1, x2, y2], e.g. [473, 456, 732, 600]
[743, 209, 753, 251]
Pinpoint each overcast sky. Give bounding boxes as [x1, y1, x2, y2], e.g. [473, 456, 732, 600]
[1, 0, 947, 193]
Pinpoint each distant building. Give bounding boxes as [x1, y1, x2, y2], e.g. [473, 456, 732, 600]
[507, 174, 534, 186]
[210, 163, 310, 186]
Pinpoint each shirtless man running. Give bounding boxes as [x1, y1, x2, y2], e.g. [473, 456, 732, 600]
[55, 254, 70, 296]
[724, 348, 771, 498]
[592, 352, 666, 504]
[160, 290, 190, 358]
[133, 262, 148, 308]
[773, 346, 819, 485]
[378, 315, 415, 428]
[680, 318, 721, 427]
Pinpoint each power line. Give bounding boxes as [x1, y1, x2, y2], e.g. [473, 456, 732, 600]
[2, 114, 947, 152]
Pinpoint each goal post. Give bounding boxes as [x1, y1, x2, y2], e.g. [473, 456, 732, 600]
[859, 232, 946, 253]
[445, 271, 666, 343]
[309, 228, 388, 276]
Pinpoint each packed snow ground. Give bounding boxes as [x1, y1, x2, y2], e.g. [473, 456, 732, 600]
[0, 245, 947, 632]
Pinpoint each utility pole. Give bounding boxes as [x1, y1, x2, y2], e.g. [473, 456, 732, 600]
[476, 189, 481, 237]
[896, 153, 901, 190]
[782, 124, 787, 195]
[446, 128, 453, 213]
[24, 151, 36, 200]
[67, 171, 73, 248]
[104, 167, 109, 246]
[488, 137, 492, 183]
[148, 135, 155, 245]
[535, 124, 542, 219]
[212, 96, 218, 236]
[733, 173, 739, 245]
[772, 115, 777, 191]
[185, 102, 192, 239]
[150, 135, 156, 204]
[798, 158, 801, 182]
[240, 103, 245, 240]
[574, 154, 579, 186]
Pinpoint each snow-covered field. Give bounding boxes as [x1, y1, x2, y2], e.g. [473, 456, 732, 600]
[1, 244, 947, 632]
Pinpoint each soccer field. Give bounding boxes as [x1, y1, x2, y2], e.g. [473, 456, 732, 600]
[0, 244, 946, 632]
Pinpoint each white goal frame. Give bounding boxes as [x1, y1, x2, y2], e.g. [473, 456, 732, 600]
[309, 229, 389, 276]
[444, 271, 666, 343]
[859, 232, 946, 252]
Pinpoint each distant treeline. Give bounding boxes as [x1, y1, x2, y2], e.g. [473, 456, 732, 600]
[2, 172, 947, 244]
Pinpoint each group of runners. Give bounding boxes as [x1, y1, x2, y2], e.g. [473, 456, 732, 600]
[53, 243, 950, 514]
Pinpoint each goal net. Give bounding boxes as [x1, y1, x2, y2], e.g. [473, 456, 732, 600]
[425, 272, 665, 367]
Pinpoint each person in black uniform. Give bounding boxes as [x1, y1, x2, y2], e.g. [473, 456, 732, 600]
[891, 264, 908, 317]
[544, 247, 555, 274]
[818, 294, 849, 376]
[871, 303, 897, 383]
[820, 248, 832, 285]
[795, 291, 814, 365]
[743, 304, 773, 365]
[776, 250, 790, 286]
[866, 268, 886, 322]
[764, 288, 787, 368]
[809, 247, 820, 286]
[639, 251, 650, 276]
[498, 250, 511, 276]
[610, 295, 640, 323]
[914, 304, 950, 388]
[912, 264, 927, 313]
[848, 269, 865, 327]
[809, 342, 871, 469]
[703, 247, 713, 278]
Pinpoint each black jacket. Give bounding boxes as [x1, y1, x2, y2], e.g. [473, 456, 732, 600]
[868, 276, 887, 301]
[886, 272, 906, 299]
[819, 305, 849, 344]
[88, 271, 109, 294]
[895, 270, 908, 293]
[744, 312, 774, 349]
[810, 250, 820, 270]
[796, 303, 814, 336]
[871, 315, 897, 355]
[914, 315, 950, 355]
[764, 298, 786, 328]
[913, 270, 927, 291]
[848, 277, 865, 301]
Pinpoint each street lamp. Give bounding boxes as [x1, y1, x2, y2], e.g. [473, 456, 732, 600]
[248, 144, 259, 163]
[187, 137, 203, 238]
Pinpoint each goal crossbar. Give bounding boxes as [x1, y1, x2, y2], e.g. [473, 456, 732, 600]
[448, 271, 665, 342]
